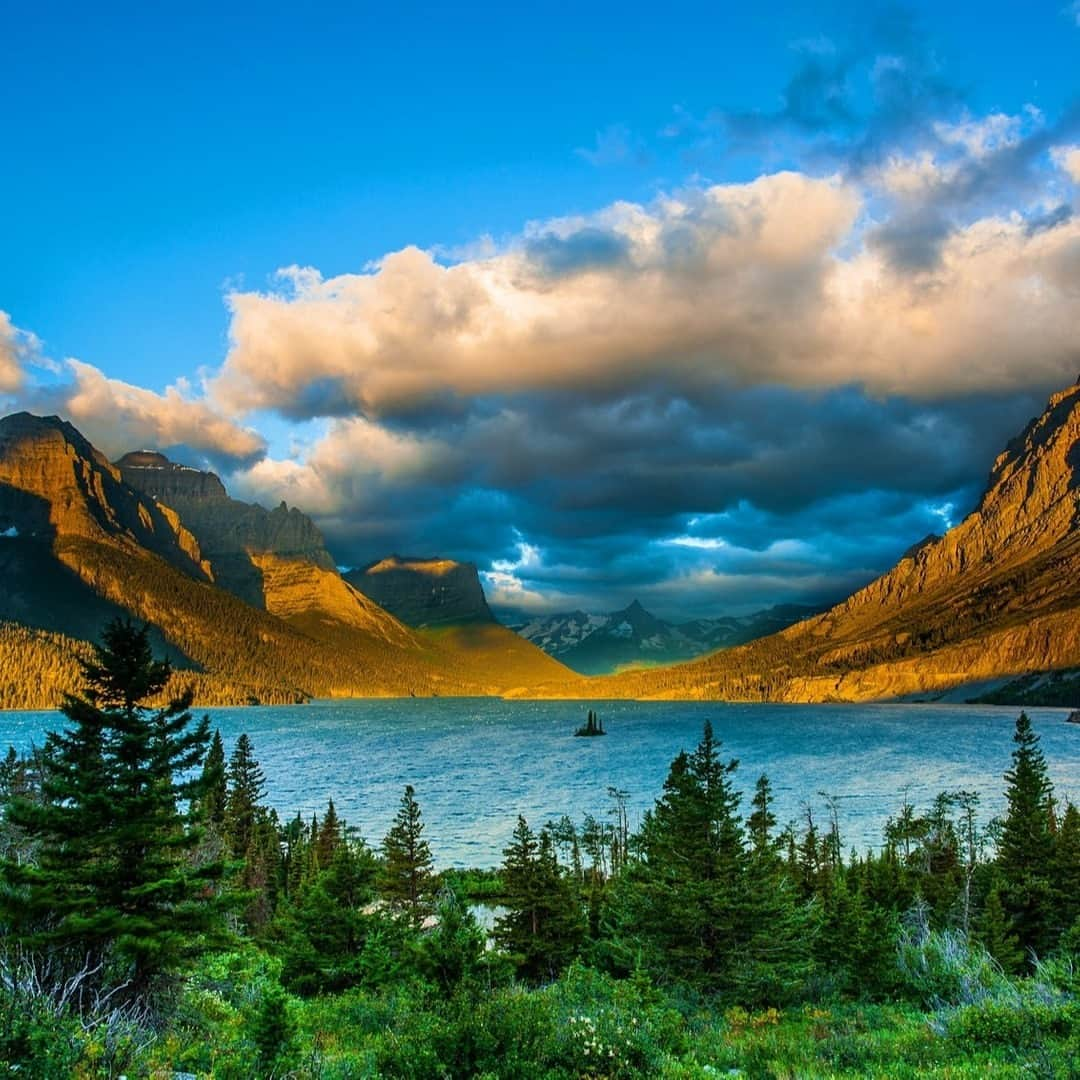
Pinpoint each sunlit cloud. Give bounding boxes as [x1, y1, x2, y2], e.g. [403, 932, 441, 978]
[215, 151, 1080, 426]
[0, 313, 24, 394]
[53, 359, 266, 467]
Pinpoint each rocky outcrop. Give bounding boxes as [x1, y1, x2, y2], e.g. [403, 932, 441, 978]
[0, 414, 212, 579]
[117, 451, 335, 608]
[346, 556, 495, 627]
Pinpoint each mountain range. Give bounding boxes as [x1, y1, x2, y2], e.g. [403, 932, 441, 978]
[1, 377, 1079, 708]
[504, 600, 820, 675]
[0, 414, 571, 708]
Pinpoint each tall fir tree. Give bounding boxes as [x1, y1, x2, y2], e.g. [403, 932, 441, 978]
[0, 619, 228, 993]
[200, 729, 227, 831]
[1053, 802, 1080, 939]
[379, 785, 435, 923]
[494, 816, 584, 981]
[608, 722, 750, 993]
[317, 799, 342, 869]
[747, 774, 779, 858]
[998, 712, 1056, 960]
[224, 732, 266, 861]
[978, 875, 1024, 973]
[738, 773, 817, 1004]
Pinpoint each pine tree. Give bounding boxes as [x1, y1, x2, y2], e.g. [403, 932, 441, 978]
[200, 729, 227, 830]
[317, 799, 342, 868]
[493, 816, 584, 980]
[611, 722, 750, 993]
[415, 891, 491, 994]
[738, 773, 817, 1004]
[275, 839, 378, 994]
[1052, 802, 1080, 941]
[0, 619, 228, 993]
[379, 785, 435, 923]
[748, 774, 779, 858]
[978, 876, 1023, 973]
[998, 712, 1056, 959]
[224, 733, 266, 861]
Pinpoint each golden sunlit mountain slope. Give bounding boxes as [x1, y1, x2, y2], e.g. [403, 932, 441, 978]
[523, 380, 1080, 703]
[114, 450, 571, 692]
[0, 414, 575, 707]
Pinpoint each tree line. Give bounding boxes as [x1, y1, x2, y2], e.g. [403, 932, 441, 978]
[1, 618, 1079, 1073]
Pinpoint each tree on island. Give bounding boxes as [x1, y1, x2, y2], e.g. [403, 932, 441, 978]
[0, 618, 229, 995]
[575, 709, 605, 736]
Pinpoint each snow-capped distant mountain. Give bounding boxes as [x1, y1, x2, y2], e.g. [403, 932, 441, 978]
[504, 599, 819, 675]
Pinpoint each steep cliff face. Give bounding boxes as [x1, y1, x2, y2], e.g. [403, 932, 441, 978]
[346, 556, 495, 627]
[116, 451, 336, 608]
[566, 380, 1080, 704]
[0, 414, 211, 578]
[249, 553, 417, 646]
[812, 381, 1080, 634]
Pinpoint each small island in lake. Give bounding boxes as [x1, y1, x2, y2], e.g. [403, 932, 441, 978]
[574, 708, 605, 737]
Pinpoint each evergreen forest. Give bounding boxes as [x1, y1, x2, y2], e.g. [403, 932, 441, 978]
[2, 620, 1080, 1077]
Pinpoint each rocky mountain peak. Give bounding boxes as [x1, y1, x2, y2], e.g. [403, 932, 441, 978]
[819, 383, 1080, 624]
[115, 450, 228, 502]
[116, 447, 335, 607]
[345, 555, 494, 627]
[0, 412, 211, 577]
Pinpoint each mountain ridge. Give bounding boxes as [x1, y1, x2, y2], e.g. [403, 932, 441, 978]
[346, 555, 495, 627]
[536, 380, 1080, 703]
[506, 599, 820, 675]
[0, 416, 576, 707]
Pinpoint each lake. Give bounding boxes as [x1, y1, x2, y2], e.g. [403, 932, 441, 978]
[2, 699, 1078, 867]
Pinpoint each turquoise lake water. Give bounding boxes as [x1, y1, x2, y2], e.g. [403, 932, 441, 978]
[2, 699, 1077, 867]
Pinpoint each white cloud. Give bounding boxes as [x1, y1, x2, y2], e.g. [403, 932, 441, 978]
[0, 311, 31, 394]
[213, 165, 1080, 419]
[231, 415, 459, 515]
[933, 112, 1023, 159]
[873, 151, 955, 197]
[214, 172, 862, 415]
[1051, 144, 1080, 183]
[59, 359, 266, 463]
[663, 535, 729, 550]
[481, 532, 573, 611]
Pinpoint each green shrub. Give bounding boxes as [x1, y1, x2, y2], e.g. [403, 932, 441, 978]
[0, 991, 85, 1078]
[897, 921, 1011, 1009]
[946, 997, 1079, 1050]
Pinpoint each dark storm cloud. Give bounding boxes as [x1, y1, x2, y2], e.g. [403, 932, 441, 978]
[251, 383, 1051, 620]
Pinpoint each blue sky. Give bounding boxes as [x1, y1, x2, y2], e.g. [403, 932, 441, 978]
[2, 2, 1079, 618]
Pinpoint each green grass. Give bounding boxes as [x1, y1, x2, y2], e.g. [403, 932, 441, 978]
[8, 949, 1080, 1079]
